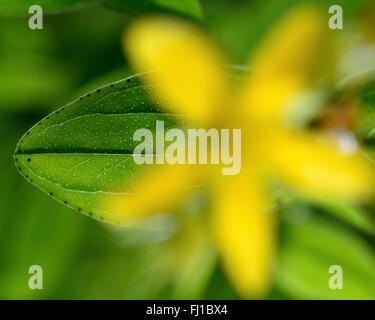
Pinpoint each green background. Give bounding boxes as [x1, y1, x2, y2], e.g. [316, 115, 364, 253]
[1, 0, 375, 299]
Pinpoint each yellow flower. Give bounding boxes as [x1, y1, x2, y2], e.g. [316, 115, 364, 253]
[104, 4, 375, 298]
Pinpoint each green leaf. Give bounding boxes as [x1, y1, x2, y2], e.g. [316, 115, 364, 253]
[277, 215, 375, 299]
[275, 181, 375, 234]
[14, 74, 181, 225]
[318, 200, 375, 235]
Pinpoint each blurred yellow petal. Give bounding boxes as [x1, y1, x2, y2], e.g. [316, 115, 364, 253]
[124, 16, 228, 126]
[212, 170, 276, 297]
[242, 78, 301, 126]
[250, 4, 326, 81]
[261, 130, 375, 201]
[99, 163, 205, 224]
[240, 4, 328, 124]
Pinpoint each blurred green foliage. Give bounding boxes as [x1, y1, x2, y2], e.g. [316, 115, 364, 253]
[1, 0, 375, 299]
[0, 0, 202, 18]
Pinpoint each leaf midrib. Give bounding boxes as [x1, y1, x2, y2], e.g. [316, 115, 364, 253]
[15, 152, 155, 155]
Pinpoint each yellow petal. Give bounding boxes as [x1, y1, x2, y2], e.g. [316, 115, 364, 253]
[261, 130, 375, 201]
[212, 170, 276, 297]
[240, 4, 328, 124]
[124, 16, 228, 126]
[99, 163, 205, 224]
